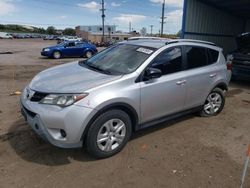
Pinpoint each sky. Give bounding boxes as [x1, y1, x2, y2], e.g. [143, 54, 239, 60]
[0, 0, 184, 34]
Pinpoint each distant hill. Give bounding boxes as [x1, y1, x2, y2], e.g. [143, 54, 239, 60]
[0, 24, 46, 33]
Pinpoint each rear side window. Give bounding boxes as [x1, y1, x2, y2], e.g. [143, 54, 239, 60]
[207, 49, 219, 64]
[150, 47, 183, 75]
[185, 46, 207, 69]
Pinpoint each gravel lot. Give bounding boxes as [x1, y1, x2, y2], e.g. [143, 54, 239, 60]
[0, 39, 250, 188]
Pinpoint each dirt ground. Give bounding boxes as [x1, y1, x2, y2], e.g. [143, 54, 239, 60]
[0, 39, 250, 188]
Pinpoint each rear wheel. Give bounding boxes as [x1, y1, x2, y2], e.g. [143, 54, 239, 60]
[200, 88, 225, 117]
[53, 51, 61, 59]
[85, 51, 93, 58]
[85, 109, 132, 159]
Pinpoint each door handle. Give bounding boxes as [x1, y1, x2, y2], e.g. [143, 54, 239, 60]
[176, 80, 186, 85]
[209, 73, 217, 78]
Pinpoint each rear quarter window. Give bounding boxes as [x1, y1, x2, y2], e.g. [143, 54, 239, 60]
[208, 49, 219, 64]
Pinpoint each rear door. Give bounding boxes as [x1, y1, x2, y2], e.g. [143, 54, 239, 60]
[182, 45, 220, 109]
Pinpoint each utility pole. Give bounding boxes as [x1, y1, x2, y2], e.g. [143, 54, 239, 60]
[129, 21, 131, 33]
[160, 0, 166, 37]
[150, 25, 153, 36]
[100, 0, 105, 42]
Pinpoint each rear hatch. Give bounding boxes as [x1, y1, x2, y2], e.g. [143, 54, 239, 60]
[233, 33, 250, 68]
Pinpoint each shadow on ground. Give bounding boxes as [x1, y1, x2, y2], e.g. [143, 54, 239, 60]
[230, 79, 250, 90]
[4, 114, 194, 166]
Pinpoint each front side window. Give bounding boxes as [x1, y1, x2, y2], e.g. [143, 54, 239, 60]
[150, 47, 183, 75]
[185, 46, 208, 69]
[80, 44, 156, 75]
[66, 42, 75, 47]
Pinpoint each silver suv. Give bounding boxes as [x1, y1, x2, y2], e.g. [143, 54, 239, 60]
[21, 39, 231, 158]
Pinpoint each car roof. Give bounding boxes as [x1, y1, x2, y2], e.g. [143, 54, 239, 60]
[122, 38, 221, 50]
[128, 36, 165, 41]
[123, 39, 170, 49]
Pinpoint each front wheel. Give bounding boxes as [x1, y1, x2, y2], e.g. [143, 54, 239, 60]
[53, 51, 61, 59]
[85, 109, 132, 159]
[200, 88, 225, 117]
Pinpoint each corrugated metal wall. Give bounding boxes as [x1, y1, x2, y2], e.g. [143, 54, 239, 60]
[245, 20, 250, 32]
[182, 0, 245, 53]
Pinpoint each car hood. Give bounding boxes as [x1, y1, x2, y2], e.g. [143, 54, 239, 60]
[29, 62, 122, 93]
[44, 45, 62, 50]
[236, 33, 250, 51]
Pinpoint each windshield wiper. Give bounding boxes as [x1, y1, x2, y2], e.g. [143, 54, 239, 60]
[79, 60, 112, 75]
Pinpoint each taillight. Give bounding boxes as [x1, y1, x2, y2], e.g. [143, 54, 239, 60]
[227, 63, 232, 70]
[226, 54, 233, 70]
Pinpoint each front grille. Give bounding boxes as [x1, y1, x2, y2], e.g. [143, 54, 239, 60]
[30, 91, 48, 102]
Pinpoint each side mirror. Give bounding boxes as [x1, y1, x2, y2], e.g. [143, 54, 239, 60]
[144, 67, 162, 80]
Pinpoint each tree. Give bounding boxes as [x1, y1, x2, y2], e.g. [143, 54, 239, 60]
[176, 30, 182, 38]
[62, 28, 76, 36]
[46, 26, 56, 35]
[33, 27, 46, 34]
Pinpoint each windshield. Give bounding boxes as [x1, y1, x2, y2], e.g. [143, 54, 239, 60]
[58, 41, 68, 46]
[81, 43, 156, 75]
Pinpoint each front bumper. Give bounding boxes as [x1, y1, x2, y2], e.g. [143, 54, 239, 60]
[41, 51, 51, 57]
[20, 89, 97, 148]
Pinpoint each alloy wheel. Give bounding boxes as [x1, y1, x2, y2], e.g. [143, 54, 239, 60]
[204, 92, 222, 115]
[97, 119, 126, 152]
[53, 51, 61, 59]
[86, 51, 93, 58]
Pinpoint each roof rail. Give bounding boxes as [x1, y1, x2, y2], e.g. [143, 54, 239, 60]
[165, 39, 216, 46]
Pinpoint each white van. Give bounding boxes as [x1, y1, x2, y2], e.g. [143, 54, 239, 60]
[0, 32, 13, 39]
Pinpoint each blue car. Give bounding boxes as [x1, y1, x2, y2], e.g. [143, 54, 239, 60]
[41, 41, 98, 59]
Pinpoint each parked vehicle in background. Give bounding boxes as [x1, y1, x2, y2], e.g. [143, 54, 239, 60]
[12, 33, 25, 39]
[22, 39, 231, 158]
[41, 40, 97, 59]
[227, 32, 250, 80]
[43, 35, 58, 40]
[0, 32, 13, 39]
[94, 41, 114, 47]
[57, 36, 82, 44]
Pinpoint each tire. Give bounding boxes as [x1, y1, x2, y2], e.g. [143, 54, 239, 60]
[85, 51, 93, 58]
[200, 88, 225, 117]
[53, 51, 61, 59]
[85, 109, 132, 159]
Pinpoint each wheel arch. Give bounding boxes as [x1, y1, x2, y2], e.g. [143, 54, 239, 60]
[212, 82, 228, 92]
[81, 102, 139, 143]
[52, 49, 62, 57]
[84, 48, 95, 53]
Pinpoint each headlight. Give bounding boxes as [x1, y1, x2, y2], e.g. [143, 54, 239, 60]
[40, 93, 88, 107]
[43, 48, 50, 52]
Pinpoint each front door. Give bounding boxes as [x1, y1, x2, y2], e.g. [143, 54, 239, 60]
[140, 47, 186, 124]
[63, 42, 80, 57]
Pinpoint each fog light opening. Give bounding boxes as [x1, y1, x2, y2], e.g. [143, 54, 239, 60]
[60, 129, 66, 138]
[35, 124, 39, 130]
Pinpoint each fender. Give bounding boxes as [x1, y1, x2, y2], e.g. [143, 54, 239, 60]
[81, 102, 139, 142]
